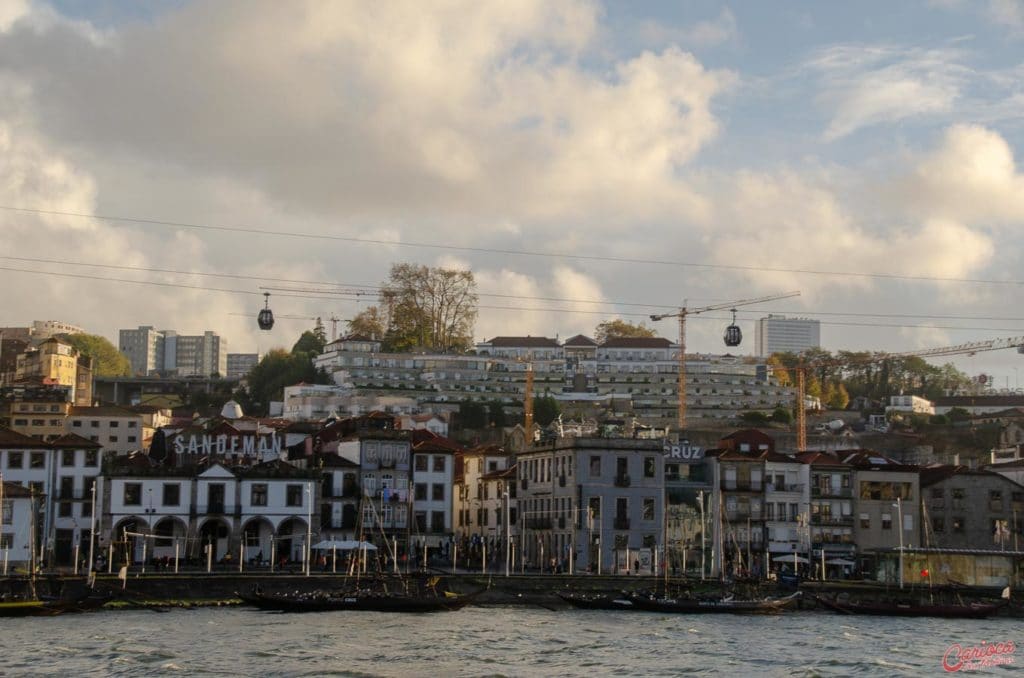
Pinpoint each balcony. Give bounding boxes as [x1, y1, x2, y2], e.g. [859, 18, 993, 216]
[766, 483, 804, 494]
[614, 474, 631, 488]
[812, 515, 853, 526]
[811, 486, 852, 498]
[614, 517, 631, 530]
[723, 481, 762, 492]
[526, 518, 552, 530]
[725, 510, 763, 522]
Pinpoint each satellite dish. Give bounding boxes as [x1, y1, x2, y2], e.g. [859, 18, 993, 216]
[257, 292, 275, 331]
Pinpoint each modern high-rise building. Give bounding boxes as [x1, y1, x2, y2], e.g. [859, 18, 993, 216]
[755, 315, 820, 357]
[119, 326, 166, 376]
[118, 327, 227, 377]
[226, 353, 260, 380]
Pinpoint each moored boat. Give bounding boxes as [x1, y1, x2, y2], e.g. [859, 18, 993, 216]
[557, 592, 636, 610]
[238, 587, 479, 613]
[814, 595, 1004, 619]
[626, 591, 801, 614]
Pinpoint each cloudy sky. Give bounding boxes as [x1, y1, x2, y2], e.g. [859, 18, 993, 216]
[2, 0, 1024, 385]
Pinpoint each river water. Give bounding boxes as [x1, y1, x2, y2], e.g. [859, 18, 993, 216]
[1, 607, 1020, 676]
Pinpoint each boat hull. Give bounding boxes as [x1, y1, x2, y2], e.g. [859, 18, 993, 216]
[558, 593, 636, 610]
[815, 596, 1003, 619]
[626, 591, 801, 614]
[239, 589, 475, 613]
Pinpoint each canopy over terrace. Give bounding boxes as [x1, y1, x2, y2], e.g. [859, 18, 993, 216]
[312, 540, 378, 551]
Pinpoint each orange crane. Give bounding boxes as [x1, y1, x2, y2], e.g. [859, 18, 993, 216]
[778, 335, 1024, 450]
[650, 291, 801, 432]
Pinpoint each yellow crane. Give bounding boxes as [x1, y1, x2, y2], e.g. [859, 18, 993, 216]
[650, 291, 801, 433]
[777, 334, 1024, 450]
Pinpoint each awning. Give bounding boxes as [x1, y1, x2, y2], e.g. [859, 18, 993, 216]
[826, 558, 856, 566]
[775, 554, 809, 564]
[312, 540, 378, 551]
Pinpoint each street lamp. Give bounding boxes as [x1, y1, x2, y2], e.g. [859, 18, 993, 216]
[503, 489, 510, 577]
[893, 497, 904, 589]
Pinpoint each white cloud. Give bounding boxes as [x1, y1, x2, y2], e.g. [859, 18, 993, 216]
[637, 8, 738, 49]
[897, 124, 1024, 225]
[808, 45, 968, 140]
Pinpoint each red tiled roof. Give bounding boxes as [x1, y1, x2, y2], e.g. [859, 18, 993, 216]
[485, 336, 560, 348]
[600, 337, 674, 349]
[51, 433, 102, 449]
[0, 426, 47, 448]
[563, 334, 597, 347]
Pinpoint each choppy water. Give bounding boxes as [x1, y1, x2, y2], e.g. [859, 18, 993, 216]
[1, 607, 1021, 676]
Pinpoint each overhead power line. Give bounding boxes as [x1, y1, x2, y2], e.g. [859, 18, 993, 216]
[1, 204, 1021, 286]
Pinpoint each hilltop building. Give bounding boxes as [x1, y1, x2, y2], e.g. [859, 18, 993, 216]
[755, 315, 820, 357]
[119, 327, 227, 377]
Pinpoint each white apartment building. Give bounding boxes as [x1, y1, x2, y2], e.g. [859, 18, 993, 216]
[886, 395, 935, 415]
[755, 315, 821, 357]
[119, 326, 166, 376]
[315, 335, 794, 429]
[1, 481, 34, 569]
[0, 428, 104, 567]
[410, 433, 456, 550]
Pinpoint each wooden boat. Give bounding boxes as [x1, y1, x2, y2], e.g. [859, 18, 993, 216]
[0, 591, 112, 617]
[626, 591, 801, 614]
[558, 592, 636, 610]
[0, 599, 48, 617]
[814, 595, 1005, 619]
[238, 587, 479, 613]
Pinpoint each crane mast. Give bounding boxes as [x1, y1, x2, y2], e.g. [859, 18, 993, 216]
[650, 291, 801, 433]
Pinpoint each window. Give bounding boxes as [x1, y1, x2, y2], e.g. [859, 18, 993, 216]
[110, 421, 119, 428]
[990, 490, 1004, 512]
[643, 456, 656, 478]
[590, 456, 601, 477]
[162, 483, 180, 506]
[251, 484, 268, 506]
[589, 496, 601, 520]
[433, 456, 446, 472]
[932, 517, 944, 532]
[286, 484, 303, 507]
[432, 484, 444, 501]
[431, 511, 446, 533]
[128, 421, 137, 429]
[765, 502, 774, 520]
[1, 500, 11, 524]
[127, 436, 137, 443]
[415, 455, 428, 472]
[83, 450, 98, 466]
[61, 450, 75, 466]
[123, 483, 141, 506]
[13, 419, 27, 426]
[642, 498, 655, 521]
[7, 452, 23, 469]
[415, 483, 427, 501]
[0, 535, 10, 549]
[859, 513, 870, 529]
[109, 436, 118, 443]
[59, 502, 72, 517]
[881, 513, 892, 530]
[72, 420, 82, 428]
[31, 419, 44, 426]
[90, 420, 99, 428]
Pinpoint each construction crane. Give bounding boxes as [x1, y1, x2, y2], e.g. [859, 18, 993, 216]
[650, 291, 801, 432]
[777, 335, 1024, 451]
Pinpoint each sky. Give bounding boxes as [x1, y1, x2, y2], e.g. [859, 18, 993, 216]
[1, 0, 1024, 387]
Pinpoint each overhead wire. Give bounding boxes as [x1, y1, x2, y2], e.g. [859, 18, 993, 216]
[2, 204, 1023, 286]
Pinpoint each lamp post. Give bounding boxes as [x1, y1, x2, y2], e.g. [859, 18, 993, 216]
[503, 489, 510, 577]
[87, 481, 97, 580]
[698, 490, 706, 581]
[305, 482, 313, 577]
[893, 497, 904, 589]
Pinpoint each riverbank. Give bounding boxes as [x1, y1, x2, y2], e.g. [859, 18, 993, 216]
[2, 571, 1017, 614]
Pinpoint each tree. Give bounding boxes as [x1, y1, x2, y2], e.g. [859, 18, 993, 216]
[594, 319, 657, 344]
[947, 407, 971, 422]
[457, 400, 488, 430]
[827, 382, 850, 410]
[58, 333, 131, 376]
[347, 307, 387, 340]
[239, 336, 332, 415]
[533, 395, 561, 427]
[292, 330, 325, 356]
[771, 406, 792, 424]
[487, 400, 507, 428]
[378, 263, 478, 352]
[740, 410, 770, 425]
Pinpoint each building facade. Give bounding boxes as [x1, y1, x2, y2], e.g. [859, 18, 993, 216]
[755, 315, 821, 357]
[118, 327, 228, 378]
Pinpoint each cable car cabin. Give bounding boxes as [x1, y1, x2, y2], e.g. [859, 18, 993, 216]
[723, 324, 742, 347]
[723, 308, 742, 347]
[257, 292, 275, 331]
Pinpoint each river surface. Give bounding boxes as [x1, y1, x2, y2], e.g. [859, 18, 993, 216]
[1, 607, 1021, 676]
